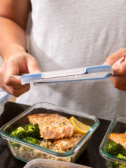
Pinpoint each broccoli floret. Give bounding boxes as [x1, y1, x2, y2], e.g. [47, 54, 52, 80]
[122, 150, 126, 157]
[106, 141, 126, 168]
[117, 154, 126, 160]
[107, 161, 119, 168]
[24, 124, 40, 138]
[22, 137, 40, 145]
[117, 153, 126, 167]
[10, 127, 26, 139]
[106, 161, 126, 168]
[107, 141, 124, 156]
[112, 162, 119, 168]
[118, 165, 126, 168]
[10, 142, 20, 149]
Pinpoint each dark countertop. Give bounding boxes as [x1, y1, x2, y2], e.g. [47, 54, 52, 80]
[0, 102, 110, 168]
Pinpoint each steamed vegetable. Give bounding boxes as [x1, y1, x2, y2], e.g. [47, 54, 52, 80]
[22, 137, 40, 145]
[10, 127, 26, 139]
[107, 141, 125, 156]
[10, 124, 40, 143]
[24, 124, 40, 138]
[117, 153, 126, 160]
[106, 161, 119, 168]
[106, 141, 126, 168]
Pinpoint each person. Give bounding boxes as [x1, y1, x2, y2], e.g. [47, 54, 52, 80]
[0, 0, 126, 120]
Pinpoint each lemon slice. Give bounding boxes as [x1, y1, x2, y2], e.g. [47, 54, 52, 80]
[70, 116, 91, 134]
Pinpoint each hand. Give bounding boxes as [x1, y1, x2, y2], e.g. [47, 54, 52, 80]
[104, 48, 126, 91]
[0, 52, 41, 97]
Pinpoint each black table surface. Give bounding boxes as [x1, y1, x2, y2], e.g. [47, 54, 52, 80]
[0, 102, 110, 168]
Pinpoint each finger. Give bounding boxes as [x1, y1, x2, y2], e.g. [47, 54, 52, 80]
[114, 84, 126, 91]
[2, 60, 21, 88]
[5, 76, 23, 89]
[104, 48, 126, 66]
[110, 75, 126, 87]
[26, 57, 41, 74]
[8, 84, 30, 97]
[112, 61, 126, 75]
[0, 85, 9, 93]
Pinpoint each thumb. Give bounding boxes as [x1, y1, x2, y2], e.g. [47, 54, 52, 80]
[27, 57, 41, 74]
[103, 49, 126, 66]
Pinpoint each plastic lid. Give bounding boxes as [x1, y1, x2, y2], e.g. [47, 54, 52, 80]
[11, 56, 125, 85]
[11, 65, 113, 85]
[23, 158, 92, 168]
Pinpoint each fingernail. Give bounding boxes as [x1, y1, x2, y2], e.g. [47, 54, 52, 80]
[34, 69, 41, 73]
[102, 62, 109, 65]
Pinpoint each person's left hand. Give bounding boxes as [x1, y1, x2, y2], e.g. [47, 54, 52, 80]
[104, 48, 126, 91]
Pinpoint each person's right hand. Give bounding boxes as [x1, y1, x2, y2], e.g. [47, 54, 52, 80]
[0, 52, 41, 97]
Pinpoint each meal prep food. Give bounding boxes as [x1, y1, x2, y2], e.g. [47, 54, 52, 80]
[0, 102, 99, 163]
[27, 113, 76, 139]
[10, 114, 88, 152]
[9, 113, 91, 162]
[99, 115, 126, 168]
[106, 132, 126, 168]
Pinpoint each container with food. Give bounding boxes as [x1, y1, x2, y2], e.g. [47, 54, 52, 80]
[0, 88, 10, 115]
[23, 158, 92, 168]
[0, 102, 99, 163]
[99, 115, 126, 168]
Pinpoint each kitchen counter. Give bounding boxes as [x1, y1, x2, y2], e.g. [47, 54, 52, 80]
[0, 102, 110, 168]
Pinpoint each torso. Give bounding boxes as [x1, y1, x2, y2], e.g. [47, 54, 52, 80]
[16, 0, 126, 119]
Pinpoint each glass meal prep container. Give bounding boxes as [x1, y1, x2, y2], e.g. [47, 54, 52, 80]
[0, 88, 10, 115]
[0, 102, 99, 163]
[23, 158, 92, 168]
[99, 115, 126, 168]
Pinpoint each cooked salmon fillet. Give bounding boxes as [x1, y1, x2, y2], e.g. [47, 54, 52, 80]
[109, 132, 126, 149]
[27, 113, 75, 139]
[53, 134, 83, 150]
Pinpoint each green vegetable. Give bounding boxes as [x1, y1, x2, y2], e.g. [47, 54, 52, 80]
[10, 142, 20, 149]
[107, 161, 126, 168]
[121, 150, 126, 157]
[117, 154, 126, 160]
[106, 141, 126, 168]
[107, 141, 124, 156]
[24, 124, 40, 138]
[10, 127, 26, 139]
[106, 161, 119, 168]
[22, 137, 40, 145]
[118, 165, 126, 168]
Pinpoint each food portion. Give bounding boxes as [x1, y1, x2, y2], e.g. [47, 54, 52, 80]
[10, 127, 26, 139]
[106, 132, 126, 168]
[28, 113, 75, 139]
[10, 124, 40, 139]
[70, 116, 91, 134]
[54, 134, 84, 150]
[109, 132, 126, 150]
[22, 137, 40, 145]
[24, 124, 40, 138]
[9, 113, 91, 162]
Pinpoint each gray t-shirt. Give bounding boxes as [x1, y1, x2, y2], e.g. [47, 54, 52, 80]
[16, 0, 126, 120]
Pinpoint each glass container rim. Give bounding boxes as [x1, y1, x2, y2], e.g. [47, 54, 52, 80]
[23, 158, 92, 168]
